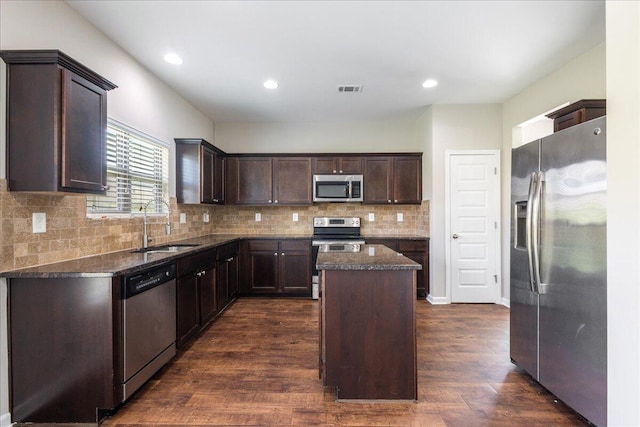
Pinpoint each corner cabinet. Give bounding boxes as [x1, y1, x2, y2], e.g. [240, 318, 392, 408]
[175, 138, 225, 204]
[226, 156, 312, 205]
[0, 50, 117, 193]
[363, 155, 422, 204]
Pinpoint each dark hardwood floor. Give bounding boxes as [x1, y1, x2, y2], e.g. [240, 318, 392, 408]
[103, 298, 588, 426]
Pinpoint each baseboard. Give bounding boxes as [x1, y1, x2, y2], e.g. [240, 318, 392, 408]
[0, 411, 11, 427]
[501, 297, 510, 308]
[426, 295, 449, 305]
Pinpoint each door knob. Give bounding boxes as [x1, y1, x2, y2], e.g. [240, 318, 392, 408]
[452, 234, 459, 239]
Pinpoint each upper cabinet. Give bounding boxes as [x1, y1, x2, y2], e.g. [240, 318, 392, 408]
[363, 154, 422, 204]
[545, 99, 606, 133]
[175, 138, 225, 204]
[0, 50, 117, 193]
[312, 156, 362, 174]
[226, 156, 312, 205]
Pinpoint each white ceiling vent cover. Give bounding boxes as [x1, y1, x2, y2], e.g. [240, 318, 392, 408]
[337, 85, 364, 93]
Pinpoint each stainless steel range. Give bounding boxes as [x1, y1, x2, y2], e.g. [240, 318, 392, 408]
[311, 217, 365, 299]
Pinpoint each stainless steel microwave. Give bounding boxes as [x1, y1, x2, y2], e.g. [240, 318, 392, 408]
[313, 174, 363, 202]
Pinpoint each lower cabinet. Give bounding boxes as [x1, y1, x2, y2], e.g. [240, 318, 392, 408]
[176, 249, 217, 348]
[366, 238, 430, 298]
[242, 239, 312, 296]
[216, 241, 240, 312]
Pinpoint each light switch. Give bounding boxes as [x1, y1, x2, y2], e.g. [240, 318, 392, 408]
[203, 212, 210, 223]
[255, 213, 261, 222]
[33, 212, 46, 233]
[397, 213, 404, 222]
[179, 213, 187, 224]
[292, 212, 299, 222]
[368, 213, 375, 222]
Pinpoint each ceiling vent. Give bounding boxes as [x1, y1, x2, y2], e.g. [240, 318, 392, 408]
[337, 85, 363, 93]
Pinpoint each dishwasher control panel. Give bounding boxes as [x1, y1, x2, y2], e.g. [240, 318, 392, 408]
[123, 263, 176, 298]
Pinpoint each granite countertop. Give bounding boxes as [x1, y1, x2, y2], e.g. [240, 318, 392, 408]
[0, 233, 313, 278]
[1, 233, 427, 278]
[316, 244, 422, 271]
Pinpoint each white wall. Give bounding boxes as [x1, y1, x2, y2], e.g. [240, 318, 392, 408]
[0, 1, 215, 424]
[427, 105, 503, 302]
[500, 43, 606, 303]
[606, 1, 640, 424]
[214, 115, 421, 153]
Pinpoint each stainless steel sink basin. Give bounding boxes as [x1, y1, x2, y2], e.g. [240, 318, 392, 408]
[132, 244, 200, 254]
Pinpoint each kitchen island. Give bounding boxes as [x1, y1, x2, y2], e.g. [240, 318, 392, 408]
[317, 244, 420, 401]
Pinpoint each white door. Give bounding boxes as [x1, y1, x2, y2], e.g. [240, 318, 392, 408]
[447, 152, 500, 303]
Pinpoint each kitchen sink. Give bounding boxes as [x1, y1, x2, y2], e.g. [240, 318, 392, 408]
[132, 244, 200, 254]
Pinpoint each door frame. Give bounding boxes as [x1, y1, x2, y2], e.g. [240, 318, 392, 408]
[445, 150, 501, 303]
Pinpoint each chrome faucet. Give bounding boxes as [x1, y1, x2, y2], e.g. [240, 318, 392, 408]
[142, 199, 171, 248]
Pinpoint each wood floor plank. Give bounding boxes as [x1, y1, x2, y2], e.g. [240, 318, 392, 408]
[102, 299, 589, 426]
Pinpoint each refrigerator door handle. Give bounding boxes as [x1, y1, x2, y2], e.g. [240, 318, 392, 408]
[525, 172, 538, 292]
[532, 171, 544, 294]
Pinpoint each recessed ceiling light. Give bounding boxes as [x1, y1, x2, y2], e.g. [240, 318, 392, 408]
[263, 80, 279, 89]
[164, 53, 183, 65]
[422, 79, 438, 88]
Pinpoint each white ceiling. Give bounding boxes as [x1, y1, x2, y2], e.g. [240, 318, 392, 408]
[66, 0, 605, 123]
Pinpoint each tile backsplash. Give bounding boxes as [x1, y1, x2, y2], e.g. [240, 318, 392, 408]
[0, 179, 429, 271]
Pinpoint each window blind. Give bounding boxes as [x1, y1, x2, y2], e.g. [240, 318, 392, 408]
[87, 120, 168, 215]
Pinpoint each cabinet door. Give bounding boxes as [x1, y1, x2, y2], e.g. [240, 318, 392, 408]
[273, 157, 312, 205]
[338, 156, 363, 174]
[363, 157, 393, 204]
[230, 157, 273, 204]
[177, 275, 200, 348]
[280, 240, 312, 294]
[393, 156, 422, 204]
[248, 241, 279, 293]
[201, 147, 215, 203]
[198, 266, 217, 326]
[228, 255, 239, 298]
[60, 68, 107, 193]
[213, 152, 224, 203]
[312, 157, 339, 174]
[216, 259, 230, 312]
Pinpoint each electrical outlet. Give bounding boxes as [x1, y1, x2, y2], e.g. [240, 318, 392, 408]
[255, 213, 261, 222]
[179, 213, 187, 224]
[368, 213, 375, 222]
[203, 212, 210, 223]
[397, 213, 404, 222]
[32, 212, 46, 233]
[292, 213, 298, 222]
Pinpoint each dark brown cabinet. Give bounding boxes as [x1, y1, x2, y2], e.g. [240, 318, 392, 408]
[245, 239, 312, 295]
[0, 50, 116, 193]
[216, 242, 239, 312]
[312, 156, 363, 174]
[546, 99, 606, 133]
[175, 138, 225, 204]
[226, 156, 312, 205]
[365, 238, 429, 298]
[363, 155, 422, 204]
[176, 249, 217, 348]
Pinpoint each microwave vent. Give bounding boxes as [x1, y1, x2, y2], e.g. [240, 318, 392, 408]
[337, 85, 363, 93]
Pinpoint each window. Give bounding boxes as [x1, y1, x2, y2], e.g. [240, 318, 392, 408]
[87, 119, 169, 216]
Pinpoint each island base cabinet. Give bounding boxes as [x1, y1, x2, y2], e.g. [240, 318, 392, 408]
[8, 277, 116, 423]
[321, 269, 417, 400]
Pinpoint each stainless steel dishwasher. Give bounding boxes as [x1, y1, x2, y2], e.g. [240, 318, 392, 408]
[122, 263, 177, 401]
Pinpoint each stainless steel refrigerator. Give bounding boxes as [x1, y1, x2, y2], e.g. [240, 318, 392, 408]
[510, 116, 607, 426]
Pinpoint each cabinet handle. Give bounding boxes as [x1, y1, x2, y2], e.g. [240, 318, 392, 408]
[101, 185, 110, 191]
[274, 200, 278, 204]
[394, 199, 398, 203]
[226, 257, 234, 262]
[281, 252, 285, 256]
[268, 199, 272, 203]
[213, 198, 218, 202]
[274, 252, 278, 256]
[332, 170, 337, 173]
[339, 170, 343, 173]
[388, 200, 392, 203]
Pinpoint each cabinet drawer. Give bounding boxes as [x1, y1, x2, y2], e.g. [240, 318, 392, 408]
[398, 240, 427, 252]
[249, 240, 279, 251]
[281, 239, 310, 251]
[217, 241, 239, 260]
[177, 249, 216, 276]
